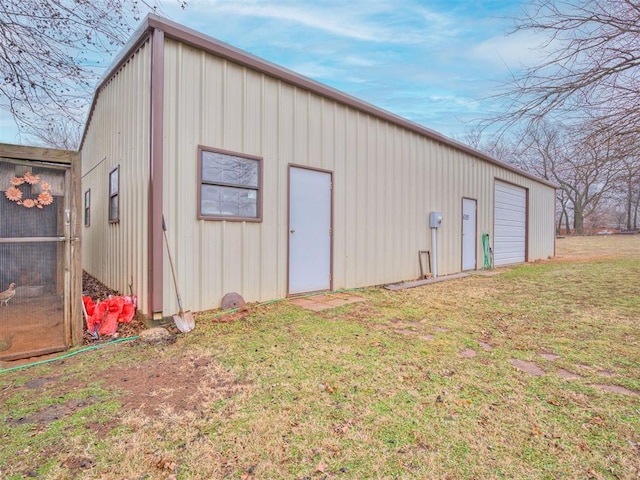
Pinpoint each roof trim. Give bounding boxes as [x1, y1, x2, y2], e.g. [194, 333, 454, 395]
[82, 13, 558, 189]
[78, 19, 154, 150]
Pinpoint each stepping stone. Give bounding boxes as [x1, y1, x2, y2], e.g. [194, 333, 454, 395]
[325, 298, 349, 307]
[511, 359, 545, 376]
[396, 329, 418, 336]
[557, 368, 582, 380]
[344, 296, 366, 304]
[301, 302, 333, 312]
[290, 294, 366, 311]
[591, 384, 638, 396]
[139, 327, 175, 344]
[459, 348, 477, 358]
[289, 298, 319, 308]
[478, 341, 493, 351]
[539, 352, 560, 361]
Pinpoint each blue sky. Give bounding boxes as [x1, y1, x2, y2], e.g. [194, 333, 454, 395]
[0, 0, 544, 146]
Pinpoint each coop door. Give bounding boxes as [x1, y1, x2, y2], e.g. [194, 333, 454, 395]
[0, 160, 69, 361]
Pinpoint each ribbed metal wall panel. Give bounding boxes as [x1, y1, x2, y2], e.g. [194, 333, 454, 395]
[161, 38, 555, 314]
[81, 41, 151, 313]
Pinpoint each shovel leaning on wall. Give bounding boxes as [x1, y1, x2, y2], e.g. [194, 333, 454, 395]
[162, 215, 195, 333]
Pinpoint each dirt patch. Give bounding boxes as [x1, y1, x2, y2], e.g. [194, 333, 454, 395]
[95, 352, 249, 416]
[24, 376, 59, 389]
[4, 351, 250, 438]
[62, 456, 94, 473]
[7, 397, 100, 426]
[459, 348, 477, 358]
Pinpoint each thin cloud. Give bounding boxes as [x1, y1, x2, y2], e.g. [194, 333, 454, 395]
[193, 0, 453, 44]
[468, 30, 549, 70]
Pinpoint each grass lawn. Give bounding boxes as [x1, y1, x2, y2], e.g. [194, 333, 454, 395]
[0, 235, 639, 479]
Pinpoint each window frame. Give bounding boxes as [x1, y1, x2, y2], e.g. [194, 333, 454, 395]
[197, 146, 263, 222]
[108, 165, 120, 224]
[84, 189, 91, 227]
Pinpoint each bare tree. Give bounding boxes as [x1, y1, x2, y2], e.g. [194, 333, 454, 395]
[518, 121, 621, 235]
[494, 0, 640, 144]
[458, 125, 518, 164]
[0, 0, 186, 148]
[27, 115, 82, 150]
[615, 155, 640, 230]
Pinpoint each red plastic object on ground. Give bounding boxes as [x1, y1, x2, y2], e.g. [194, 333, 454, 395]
[83, 295, 136, 336]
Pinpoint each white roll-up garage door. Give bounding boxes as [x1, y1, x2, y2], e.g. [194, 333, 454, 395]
[494, 181, 527, 266]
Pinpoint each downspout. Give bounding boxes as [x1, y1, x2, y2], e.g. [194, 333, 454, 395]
[149, 27, 165, 321]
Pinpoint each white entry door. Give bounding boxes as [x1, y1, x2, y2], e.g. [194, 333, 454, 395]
[462, 198, 477, 271]
[289, 166, 332, 294]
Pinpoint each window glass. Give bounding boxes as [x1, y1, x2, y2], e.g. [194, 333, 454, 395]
[199, 149, 261, 221]
[110, 168, 119, 195]
[202, 151, 259, 187]
[109, 195, 118, 222]
[109, 167, 119, 222]
[84, 190, 90, 227]
[201, 185, 258, 218]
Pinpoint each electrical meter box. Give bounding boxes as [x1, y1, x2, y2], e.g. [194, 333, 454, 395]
[429, 212, 443, 228]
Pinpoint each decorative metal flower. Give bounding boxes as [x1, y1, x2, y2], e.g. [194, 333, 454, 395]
[37, 192, 54, 206]
[4, 172, 55, 209]
[22, 172, 40, 185]
[5, 186, 23, 202]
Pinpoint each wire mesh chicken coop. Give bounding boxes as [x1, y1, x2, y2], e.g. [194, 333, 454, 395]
[0, 144, 82, 362]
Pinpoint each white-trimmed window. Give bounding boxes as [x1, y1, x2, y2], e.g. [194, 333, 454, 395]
[198, 147, 262, 221]
[109, 166, 119, 223]
[84, 189, 91, 227]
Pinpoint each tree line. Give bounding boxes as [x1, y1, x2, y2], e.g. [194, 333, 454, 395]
[472, 0, 640, 235]
[465, 120, 640, 235]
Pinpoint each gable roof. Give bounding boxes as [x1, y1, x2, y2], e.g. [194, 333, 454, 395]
[81, 14, 557, 189]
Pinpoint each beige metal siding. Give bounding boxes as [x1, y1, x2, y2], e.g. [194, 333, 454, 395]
[81, 40, 151, 313]
[161, 38, 556, 315]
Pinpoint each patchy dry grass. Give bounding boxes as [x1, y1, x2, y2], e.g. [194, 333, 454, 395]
[0, 235, 639, 479]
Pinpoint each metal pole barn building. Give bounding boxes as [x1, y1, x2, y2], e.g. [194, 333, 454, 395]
[80, 15, 557, 321]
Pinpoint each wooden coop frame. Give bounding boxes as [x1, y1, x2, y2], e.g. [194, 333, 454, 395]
[0, 143, 82, 361]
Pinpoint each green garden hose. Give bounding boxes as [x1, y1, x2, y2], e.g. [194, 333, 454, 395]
[482, 233, 493, 270]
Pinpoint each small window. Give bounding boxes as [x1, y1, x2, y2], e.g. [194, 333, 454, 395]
[109, 166, 119, 223]
[198, 147, 262, 221]
[84, 189, 91, 227]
